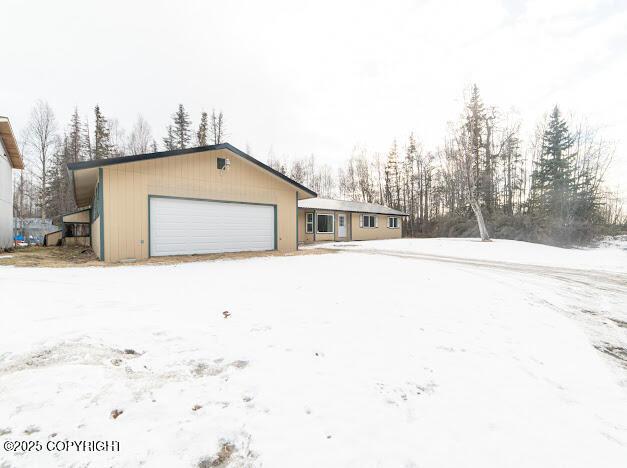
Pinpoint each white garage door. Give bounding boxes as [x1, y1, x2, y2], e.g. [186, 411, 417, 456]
[149, 197, 275, 256]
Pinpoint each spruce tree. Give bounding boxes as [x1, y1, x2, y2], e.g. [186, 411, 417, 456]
[531, 106, 575, 220]
[172, 104, 191, 149]
[196, 111, 208, 146]
[68, 108, 83, 163]
[82, 118, 93, 160]
[163, 125, 176, 151]
[94, 105, 112, 159]
[464, 84, 486, 207]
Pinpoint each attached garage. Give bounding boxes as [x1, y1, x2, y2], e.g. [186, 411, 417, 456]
[149, 197, 276, 256]
[67, 143, 316, 262]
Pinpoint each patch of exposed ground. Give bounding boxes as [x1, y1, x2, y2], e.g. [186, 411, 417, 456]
[197, 437, 257, 468]
[594, 343, 627, 368]
[0, 246, 333, 268]
[0, 246, 98, 267]
[0, 342, 141, 375]
[198, 442, 236, 467]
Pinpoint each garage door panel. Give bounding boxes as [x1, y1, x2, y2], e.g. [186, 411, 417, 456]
[150, 197, 275, 256]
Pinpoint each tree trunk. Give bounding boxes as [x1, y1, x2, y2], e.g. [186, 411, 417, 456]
[470, 199, 490, 241]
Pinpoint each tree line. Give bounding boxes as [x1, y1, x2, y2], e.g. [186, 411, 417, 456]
[14, 102, 226, 221]
[266, 85, 624, 245]
[12, 85, 625, 245]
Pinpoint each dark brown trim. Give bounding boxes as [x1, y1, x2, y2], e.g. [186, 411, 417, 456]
[67, 143, 317, 197]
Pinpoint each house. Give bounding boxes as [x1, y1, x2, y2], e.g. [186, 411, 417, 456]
[297, 198, 407, 244]
[67, 144, 316, 262]
[0, 116, 23, 250]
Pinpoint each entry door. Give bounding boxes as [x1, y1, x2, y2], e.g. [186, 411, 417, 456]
[337, 214, 347, 238]
[149, 197, 275, 256]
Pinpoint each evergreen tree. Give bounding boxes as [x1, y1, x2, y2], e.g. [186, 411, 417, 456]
[46, 134, 76, 216]
[172, 104, 191, 149]
[531, 106, 575, 220]
[94, 105, 113, 159]
[196, 111, 208, 146]
[464, 84, 487, 207]
[163, 125, 176, 151]
[67, 108, 83, 163]
[82, 118, 93, 160]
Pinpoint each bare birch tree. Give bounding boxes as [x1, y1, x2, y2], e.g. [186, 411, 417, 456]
[128, 115, 153, 155]
[23, 100, 58, 219]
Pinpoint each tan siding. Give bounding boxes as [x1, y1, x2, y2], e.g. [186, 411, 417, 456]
[102, 148, 298, 262]
[44, 230, 62, 247]
[350, 213, 402, 241]
[298, 209, 350, 243]
[62, 210, 90, 223]
[91, 217, 100, 259]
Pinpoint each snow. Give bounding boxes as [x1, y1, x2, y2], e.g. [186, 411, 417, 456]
[1, 239, 627, 467]
[0, 255, 13, 259]
[312, 237, 627, 273]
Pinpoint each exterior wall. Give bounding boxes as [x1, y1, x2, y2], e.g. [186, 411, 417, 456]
[0, 144, 13, 250]
[298, 209, 350, 243]
[44, 230, 62, 246]
[91, 217, 101, 259]
[350, 213, 402, 241]
[101, 148, 299, 262]
[63, 210, 90, 223]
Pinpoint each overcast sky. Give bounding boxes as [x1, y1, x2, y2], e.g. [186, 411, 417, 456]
[2, 0, 626, 193]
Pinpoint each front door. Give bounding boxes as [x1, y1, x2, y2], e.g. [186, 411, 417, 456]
[337, 214, 346, 238]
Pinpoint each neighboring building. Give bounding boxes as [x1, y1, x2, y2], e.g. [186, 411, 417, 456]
[0, 116, 24, 250]
[298, 198, 407, 244]
[67, 143, 316, 262]
[14, 218, 58, 245]
[43, 209, 90, 247]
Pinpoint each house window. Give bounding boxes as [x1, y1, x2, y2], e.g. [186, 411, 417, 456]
[362, 215, 377, 228]
[316, 214, 334, 233]
[305, 212, 314, 233]
[217, 157, 226, 169]
[388, 216, 399, 228]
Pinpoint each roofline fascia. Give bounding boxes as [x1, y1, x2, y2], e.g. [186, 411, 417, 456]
[297, 205, 408, 216]
[0, 116, 24, 169]
[67, 143, 317, 197]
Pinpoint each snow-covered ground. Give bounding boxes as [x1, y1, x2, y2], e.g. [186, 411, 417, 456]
[313, 237, 627, 272]
[1, 239, 626, 467]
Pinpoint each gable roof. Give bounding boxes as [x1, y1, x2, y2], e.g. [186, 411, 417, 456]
[298, 197, 407, 216]
[0, 116, 24, 169]
[67, 143, 317, 198]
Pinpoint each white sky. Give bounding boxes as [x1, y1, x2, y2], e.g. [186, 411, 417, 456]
[2, 0, 626, 194]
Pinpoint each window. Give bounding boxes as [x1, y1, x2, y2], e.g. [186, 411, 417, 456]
[388, 217, 399, 228]
[362, 215, 377, 228]
[316, 214, 334, 233]
[217, 157, 226, 169]
[305, 212, 314, 233]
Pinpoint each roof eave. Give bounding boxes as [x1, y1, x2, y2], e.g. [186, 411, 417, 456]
[0, 117, 24, 169]
[67, 143, 317, 198]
